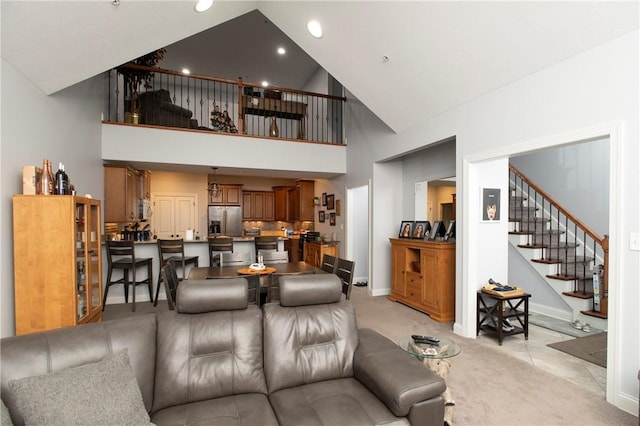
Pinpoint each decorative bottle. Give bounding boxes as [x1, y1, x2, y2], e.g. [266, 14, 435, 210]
[269, 117, 279, 137]
[55, 162, 69, 195]
[40, 159, 55, 195]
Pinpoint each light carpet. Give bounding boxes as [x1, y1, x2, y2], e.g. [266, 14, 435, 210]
[103, 286, 637, 425]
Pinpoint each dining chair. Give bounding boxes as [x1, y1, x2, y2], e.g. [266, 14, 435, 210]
[154, 238, 199, 306]
[160, 259, 180, 310]
[320, 254, 338, 273]
[103, 240, 153, 312]
[254, 236, 278, 252]
[260, 250, 289, 265]
[208, 236, 234, 266]
[221, 251, 253, 266]
[335, 258, 355, 300]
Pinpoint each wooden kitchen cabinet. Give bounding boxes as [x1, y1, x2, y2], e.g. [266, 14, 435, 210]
[13, 195, 103, 335]
[297, 180, 315, 222]
[304, 241, 338, 268]
[243, 191, 275, 220]
[104, 165, 141, 223]
[209, 184, 243, 205]
[273, 186, 292, 221]
[388, 238, 455, 322]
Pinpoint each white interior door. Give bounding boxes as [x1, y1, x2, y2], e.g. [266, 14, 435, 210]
[152, 194, 197, 239]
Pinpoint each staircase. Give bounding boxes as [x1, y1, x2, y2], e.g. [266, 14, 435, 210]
[508, 165, 608, 331]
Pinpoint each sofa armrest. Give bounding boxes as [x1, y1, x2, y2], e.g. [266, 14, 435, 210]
[354, 328, 446, 417]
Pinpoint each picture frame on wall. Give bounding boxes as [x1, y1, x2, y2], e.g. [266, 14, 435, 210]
[482, 188, 501, 221]
[326, 194, 335, 210]
[329, 212, 336, 226]
[398, 221, 414, 238]
[336, 199, 341, 216]
[322, 192, 327, 206]
[319, 210, 325, 223]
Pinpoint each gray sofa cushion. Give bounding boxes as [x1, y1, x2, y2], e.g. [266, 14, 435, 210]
[151, 393, 278, 426]
[152, 305, 267, 414]
[278, 274, 342, 306]
[268, 377, 409, 426]
[8, 349, 151, 426]
[0, 315, 157, 424]
[263, 275, 359, 393]
[176, 278, 248, 313]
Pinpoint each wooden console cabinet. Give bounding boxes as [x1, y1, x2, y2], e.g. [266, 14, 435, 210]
[389, 238, 455, 322]
[13, 195, 103, 335]
[304, 241, 338, 268]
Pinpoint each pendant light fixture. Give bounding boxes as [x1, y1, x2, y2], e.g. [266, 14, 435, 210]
[208, 167, 221, 197]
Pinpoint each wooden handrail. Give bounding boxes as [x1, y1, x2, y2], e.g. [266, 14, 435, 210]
[510, 163, 608, 316]
[509, 164, 604, 245]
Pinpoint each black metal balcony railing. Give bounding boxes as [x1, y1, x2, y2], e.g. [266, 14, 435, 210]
[106, 64, 346, 145]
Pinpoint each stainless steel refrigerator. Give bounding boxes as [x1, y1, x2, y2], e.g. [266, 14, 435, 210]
[208, 206, 243, 237]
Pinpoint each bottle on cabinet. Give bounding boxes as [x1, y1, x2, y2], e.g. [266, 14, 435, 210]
[39, 159, 55, 195]
[55, 162, 70, 195]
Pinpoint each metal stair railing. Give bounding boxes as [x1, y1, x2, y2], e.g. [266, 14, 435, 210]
[509, 164, 609, 317]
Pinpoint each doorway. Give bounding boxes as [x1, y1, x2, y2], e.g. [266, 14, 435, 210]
[346, 182, 370, 287]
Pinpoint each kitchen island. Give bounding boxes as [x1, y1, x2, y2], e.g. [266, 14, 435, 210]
[101, 237, 287, 305]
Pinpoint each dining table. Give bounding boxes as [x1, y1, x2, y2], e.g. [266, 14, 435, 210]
[187, 261, 323, 280]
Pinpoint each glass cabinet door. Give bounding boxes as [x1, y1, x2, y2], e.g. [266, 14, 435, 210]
[75, 203, 88, 321]
[87, 203, 102, 312]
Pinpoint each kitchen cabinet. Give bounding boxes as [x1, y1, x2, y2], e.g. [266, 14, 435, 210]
[209, 184, 243, 205]
[13, 195, 103, 335]
[304, 241, 338, 268]
[243, 191, 275, 220]
[273, 186, 292, 221]
[276, 180, 315, 222]
[284, 238, 300, 263]
[388, 238, 455, 322]
[104, 165, 141, 223]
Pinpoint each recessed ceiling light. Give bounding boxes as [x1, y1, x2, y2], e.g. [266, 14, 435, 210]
[261, 81, 269, 87]
[194, 0, 213, 13]
[182, 68, 191, 75]
[277, 47, 286, 55]
[307, 20, 323, 38]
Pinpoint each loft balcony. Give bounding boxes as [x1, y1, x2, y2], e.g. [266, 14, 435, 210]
[104, 64, 346, 145]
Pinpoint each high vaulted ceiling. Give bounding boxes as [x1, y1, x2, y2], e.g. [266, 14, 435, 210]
[2, 1, 638, 133]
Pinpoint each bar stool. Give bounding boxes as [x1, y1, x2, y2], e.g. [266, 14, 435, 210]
[255, 236, 278, 254]
[103, 240, 153, 312]
[154, 238, 199, 306]
[208, 236, 234, 266]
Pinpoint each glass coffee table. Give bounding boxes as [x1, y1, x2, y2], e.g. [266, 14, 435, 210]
[398, 336, 461, 425]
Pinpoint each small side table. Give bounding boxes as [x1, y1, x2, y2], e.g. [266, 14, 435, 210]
[476, 290, 531, 345]
[398, 336, 461, 425]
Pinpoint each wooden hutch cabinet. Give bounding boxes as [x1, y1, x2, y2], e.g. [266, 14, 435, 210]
[13, 195, 103, 335]
[389, 238, 455, 322]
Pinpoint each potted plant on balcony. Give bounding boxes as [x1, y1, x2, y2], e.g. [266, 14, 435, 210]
[117, 48, 166, 124]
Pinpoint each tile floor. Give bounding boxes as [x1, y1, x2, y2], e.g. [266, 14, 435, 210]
[475, 315, 607, 398]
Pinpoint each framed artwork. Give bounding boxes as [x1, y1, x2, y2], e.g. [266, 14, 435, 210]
[336, 199, 341, 216]
[412, 221, 428, 239]
[322, 192, 327, 206]
[398, 221, 414, 238]
[319, 210, 325, 223]
[482, 188, 501, 221]
[329, 212, 336, 226]
[326, 194, 335, 210]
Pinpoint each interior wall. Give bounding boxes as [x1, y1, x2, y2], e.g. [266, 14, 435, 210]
[342, 31, 638, 412]
[349, 184, 369, 282]
[1, 60, 106, 337]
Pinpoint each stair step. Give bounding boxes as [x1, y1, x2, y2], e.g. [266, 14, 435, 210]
[562, 290, 593, 299]
[580, 309, 608, 319]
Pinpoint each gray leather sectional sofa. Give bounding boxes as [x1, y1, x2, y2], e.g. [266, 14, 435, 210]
[1, 274, 446, 425]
